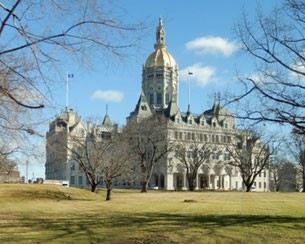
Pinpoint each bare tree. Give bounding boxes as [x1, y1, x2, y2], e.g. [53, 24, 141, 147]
[226, 131, 274, 192]
[68, 131, 110, 193]
[269, 159, 288, 192]
[125, 115, 174, 193]
[289, 131, 305, 192]
[0, 149, 17, 173]
[68, 129, 133, 200]
[230, 0, 305, 134]
[175, 139, 214, 191]
[0, 1, 145, 155]
[101, 133, 134, 200]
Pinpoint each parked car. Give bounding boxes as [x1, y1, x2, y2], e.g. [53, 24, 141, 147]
[148, 185, 159, 190]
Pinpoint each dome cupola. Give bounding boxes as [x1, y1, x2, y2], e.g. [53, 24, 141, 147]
[144, 17, 177, 69]
[141, 17, 179, 112]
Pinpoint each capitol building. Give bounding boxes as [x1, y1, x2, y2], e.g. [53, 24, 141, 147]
[45, 18, 270, 192]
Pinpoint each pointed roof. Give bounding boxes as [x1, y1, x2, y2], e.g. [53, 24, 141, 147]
[102, 105, 112, 126]
[131, 91, 152, 117]
[166, 99, 179, 117]
[212, 94, 218, 114]
[217, 93, 222, 112]
[187, 104, 192, 116]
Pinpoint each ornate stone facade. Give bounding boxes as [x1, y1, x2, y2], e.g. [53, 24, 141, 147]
[128, 18, 270, 191]
[46, 18, 270, 192]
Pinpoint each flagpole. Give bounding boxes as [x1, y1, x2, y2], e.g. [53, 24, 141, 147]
[188, 70, 191, 107]
[66, 72, 69, 112]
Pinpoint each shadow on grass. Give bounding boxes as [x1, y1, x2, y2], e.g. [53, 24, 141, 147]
[6, 189, 97, 201]
[1, 213, 305, 243]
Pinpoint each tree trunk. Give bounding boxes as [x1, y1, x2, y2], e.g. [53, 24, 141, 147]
[245, 180, 252, 192]
[276, 185, 280, 192]
[141, 180, 148, 193]
[106, 182, 112, 201]
[91, 184, 98, 193]
[188, 175, 195, 191]
[302, 169, 305, 192]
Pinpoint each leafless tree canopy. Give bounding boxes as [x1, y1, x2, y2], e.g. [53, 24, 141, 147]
[288, 132, 305, 191]
[68, 128, 133, 200]
[270, 159, 300, 192]
[175, 139, 215, 191]
[0, 0, 145, 156]
[125, 115, 174, 193]
[0, 145, 17, 173]
[231, 0, 305, 134]
[226, 131, 274, 192]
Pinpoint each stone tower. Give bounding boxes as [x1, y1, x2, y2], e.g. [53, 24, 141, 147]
[142, 17, 179, 112]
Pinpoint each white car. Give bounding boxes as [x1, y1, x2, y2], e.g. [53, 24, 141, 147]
[149, 185, 159, 190]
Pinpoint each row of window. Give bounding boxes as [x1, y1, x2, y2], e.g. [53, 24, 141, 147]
[147, 73, 164, 78]
[236, 181, 267, 189]
[259, 171, 267, 178]
[212, 152, 230, 160]
[253, 181, 267, 189]
[174, 131, 231, 143]
[150, 93, 169, 105]
[147, 73, 173, 78]
[70, 175, 83, 185]
[176, 151, 230, 160]
[176, 118, 231, 129]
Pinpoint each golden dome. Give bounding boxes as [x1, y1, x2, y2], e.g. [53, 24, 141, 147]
[145, 48, 176, 68]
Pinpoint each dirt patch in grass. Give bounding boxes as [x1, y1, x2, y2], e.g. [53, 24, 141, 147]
[104, 233, 178, 244]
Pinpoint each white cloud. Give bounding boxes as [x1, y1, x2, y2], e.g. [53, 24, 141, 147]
[249, 73, 266, 84]
[180, 63, 217, 87]
[290, 62, 305, 81]
[186, 36, 238, 56]
[247, 70, 277, 84]
[91, 90, 124, 102]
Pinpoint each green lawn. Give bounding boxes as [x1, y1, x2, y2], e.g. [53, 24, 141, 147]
[0, 184, 305, 243]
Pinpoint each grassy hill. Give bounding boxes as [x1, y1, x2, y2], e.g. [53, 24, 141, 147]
[0, 184, 305, 243]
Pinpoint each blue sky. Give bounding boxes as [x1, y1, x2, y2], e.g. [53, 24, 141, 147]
[21, 0, 281, 179]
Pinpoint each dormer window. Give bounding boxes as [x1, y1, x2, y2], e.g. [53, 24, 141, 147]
[189, 120, 192, 125]
[176, 118, 180, 123]
[201, 121, 204, 126]
[213, 122, 216, 127]
[224, 123, 228, 128]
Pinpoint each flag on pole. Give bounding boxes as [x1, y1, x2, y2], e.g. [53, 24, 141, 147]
[188, 72, 193, 75]
[68, 73, 74, 78]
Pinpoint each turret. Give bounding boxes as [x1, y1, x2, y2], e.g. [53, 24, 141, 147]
[102, 105, 112, 126]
